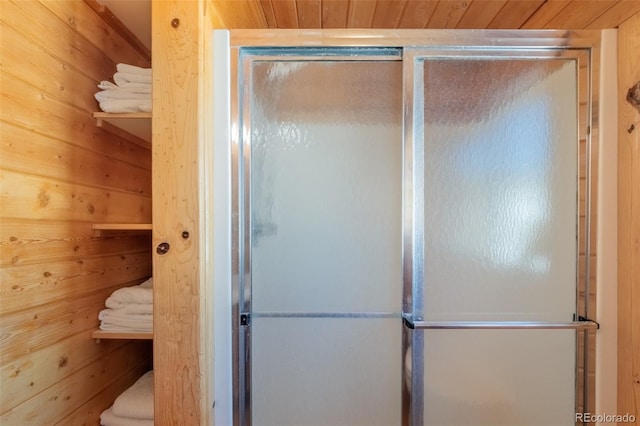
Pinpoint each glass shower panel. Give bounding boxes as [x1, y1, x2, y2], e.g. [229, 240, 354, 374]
[253, 318, 401, 426]
[248, 59, 403, 425]
[251, 60, 402, 314]
[422, 329, 576, 426]
[420, 58, 578, 322]
[410, 56, 581, 426]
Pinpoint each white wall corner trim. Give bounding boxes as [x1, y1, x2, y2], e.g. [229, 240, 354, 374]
[595, 28, 618, 424]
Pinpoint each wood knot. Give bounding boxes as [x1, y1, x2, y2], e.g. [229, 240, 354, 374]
[627, 81, 640, 113]
[58, 356, 68, 368]
[37, 189, 50, 208]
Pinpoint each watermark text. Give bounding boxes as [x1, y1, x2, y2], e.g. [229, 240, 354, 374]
[576, 413, 636, 423]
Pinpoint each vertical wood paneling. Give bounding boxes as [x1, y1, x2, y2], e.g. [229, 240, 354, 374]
[152, 1, 203, 424]
[0, 0, 152, 422]
[618, 10, 640, 423]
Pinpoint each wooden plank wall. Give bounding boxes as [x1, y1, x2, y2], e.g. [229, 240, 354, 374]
[0, 1, 153, 424]
[618, 11, 640, 424]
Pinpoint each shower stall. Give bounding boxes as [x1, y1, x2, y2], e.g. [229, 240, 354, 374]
[214, 30, 606, 426]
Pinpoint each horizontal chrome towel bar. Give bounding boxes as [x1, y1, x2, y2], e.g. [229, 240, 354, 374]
[403, 316, 599, 330]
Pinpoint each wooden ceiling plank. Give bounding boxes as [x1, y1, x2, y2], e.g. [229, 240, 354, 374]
[397, 1, 438, 28]
[457, 0, 508, 29]
[521, 0, 571, 29]
[260, 0, 278, 28]
[213, 0, 640, 30]
[486, 0, 544, 29]
[210, 0, 269, 28]
[427, 0, 472, 28]
[207, 2, 228, 29]
[297, 0, 322, 27]
[272, 0, 299, 27]
[247, 0, 271, 28]
[372, 0, 407, 28]
[585, 0, 640, 28]
[322, 0, 350, 28]
[544, 0, 617, 29]
[347, 0, 378, 27]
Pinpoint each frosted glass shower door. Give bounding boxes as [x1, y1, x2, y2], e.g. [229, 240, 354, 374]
[242, 53, 403, 426]
[404, 51, 596, 426]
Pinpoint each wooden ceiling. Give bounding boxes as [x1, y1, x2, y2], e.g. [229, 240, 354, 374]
[211, 0, 640, 30]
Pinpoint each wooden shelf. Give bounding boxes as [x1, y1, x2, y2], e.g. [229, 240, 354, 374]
[93, 112, 151, 143]
[92, 223, 152, 231]
[92, 330, 153, 341]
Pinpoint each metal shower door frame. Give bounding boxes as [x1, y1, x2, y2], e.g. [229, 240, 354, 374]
[228, 30, 602, 426]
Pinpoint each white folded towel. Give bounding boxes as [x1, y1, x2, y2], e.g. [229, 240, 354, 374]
[100, 406, 153, 426]
[114, 72, 152, 86]
[98, 310, 152, 323]
[117, 63, 152, 77]
[112, 370, 154, 419]
[99, 309, 153, 332]
[107, 282, 153, 305]
[96, 83, 151, 93]
[104, 301, 153, 315]
[95, 90, 151, 102]
[99, 99, 152, 113]
[99, 80, 151, 91]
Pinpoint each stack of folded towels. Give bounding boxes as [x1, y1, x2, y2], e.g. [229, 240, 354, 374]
[100, 370, 154, 426]
[99, 278, 153, 333]
[95, 63, 151, 113]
